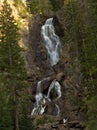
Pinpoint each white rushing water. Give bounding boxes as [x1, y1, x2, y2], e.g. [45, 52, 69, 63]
[31, 79, 62, 116]
[31, 80, 46, 116]
[41, 18, 62, 66]
[31, 18, 62, 117]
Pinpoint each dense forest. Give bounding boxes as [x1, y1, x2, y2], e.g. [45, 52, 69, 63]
[0, 0, 97, 130]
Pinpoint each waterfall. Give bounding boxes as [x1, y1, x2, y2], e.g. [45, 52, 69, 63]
[41, 18, 62, 66]
[31, 81, 46, 115]
[31, 18, 62, 117]
[47, 80, 61, 101]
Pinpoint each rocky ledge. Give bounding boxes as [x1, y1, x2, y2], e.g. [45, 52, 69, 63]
[32, 115, 85, 130]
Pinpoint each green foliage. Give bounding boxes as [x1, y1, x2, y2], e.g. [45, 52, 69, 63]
[26, 0, 64, 15]
[14, 0, 28, 18]
[81, 1, 97, 129]
[0, 0, 27, 84]
[26, 0, 52, 15]
[0, 0, 30, 129]
[0, 77, 13, 130]
[64, 0, 97, 129]
[36, 118, 46, 126]
[19, 115, 35, 130]
[47, 116, 56, 123]
[69, 95, 83, 107]
[84, 96, 97, 130]
[64, 0, 84, 43]
[49, 0, 64, 11]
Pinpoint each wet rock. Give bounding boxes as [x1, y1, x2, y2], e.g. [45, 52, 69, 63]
[68, 121, 85, 130]
[41, 51, 47, 60]
[55, 72, 64, 81]
[30, 95, 36, 103]
[53, 62, 64, 74]
[45, 101, 57, 115]
[48, 88, 59, 101]
[40, 78, 52, 94]
[53, 16, 64, 37]
[51, 123, 58, 129]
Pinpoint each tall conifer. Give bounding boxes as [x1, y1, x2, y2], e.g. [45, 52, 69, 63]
[0, 1, 28, 130]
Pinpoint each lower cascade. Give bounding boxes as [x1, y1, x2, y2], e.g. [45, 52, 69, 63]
[31, 18, 62, 117]
[31, 79, 61, 116]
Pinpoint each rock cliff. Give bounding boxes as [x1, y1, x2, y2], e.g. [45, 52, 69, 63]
[26, 15, 85, 130]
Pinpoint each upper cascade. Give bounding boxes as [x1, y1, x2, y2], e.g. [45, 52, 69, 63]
[41, 18, 62, 66]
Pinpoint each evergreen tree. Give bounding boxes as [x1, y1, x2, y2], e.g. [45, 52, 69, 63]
[64, 1, 97, 129]
[0, 0, 30, 130]
[49, 0, 64, 11]
[27, 0, 52, 15]
[80, 1, 97, 129]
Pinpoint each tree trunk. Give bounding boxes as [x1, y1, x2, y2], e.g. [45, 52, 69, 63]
[15, 105, 19, 130]
[13, 86, 19, 130]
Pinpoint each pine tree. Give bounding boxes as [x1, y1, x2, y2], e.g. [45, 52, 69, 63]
[80, 1, 97, 129]
[27, 0, 52, 15]
[0, 0, 29, 130]
[49, 0, 64, 11]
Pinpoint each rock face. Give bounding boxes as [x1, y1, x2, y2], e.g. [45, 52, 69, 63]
[53, 15, 64, 37]
[26, 16, 85, 130]
[26, 18, 54, 79]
